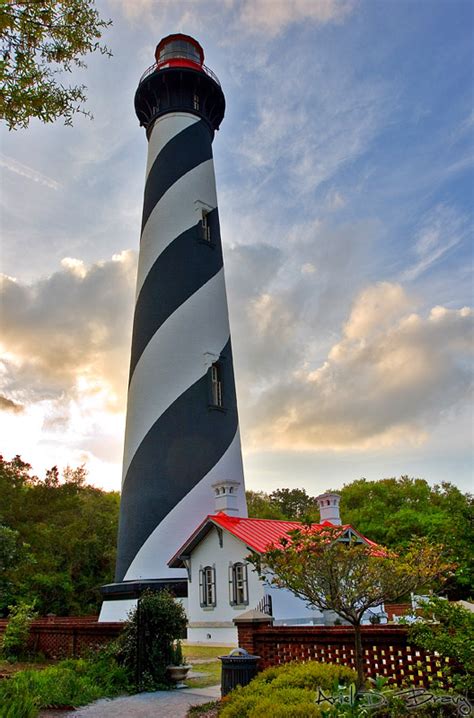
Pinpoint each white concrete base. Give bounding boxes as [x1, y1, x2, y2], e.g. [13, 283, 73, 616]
[187, 626, 238, 644]
[99, 598, 138, 622]
[99, 596, 188, 623]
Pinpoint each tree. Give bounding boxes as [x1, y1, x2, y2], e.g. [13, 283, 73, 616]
[247, 477, 473, 599]
[0, 454, 119, 616]
[252, 526, 450, 687]
[246, 490, 286, 520]
[269, 488, 318, 520]
[338, 477, 473, 599]
[1, 0, 111, 130]
[407, 596, 474, 694]
[117, 589, 187, 690]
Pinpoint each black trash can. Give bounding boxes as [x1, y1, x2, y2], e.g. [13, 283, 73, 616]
[219, 647, 260, 696]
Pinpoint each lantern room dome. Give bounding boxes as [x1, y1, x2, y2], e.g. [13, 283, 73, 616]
[155, 34, 205, 72]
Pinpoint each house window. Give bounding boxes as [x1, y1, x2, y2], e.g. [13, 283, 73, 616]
[199, 565, 216, 608]
[200, 210, 211, 242]
[211, 363, 223, 407]
[229, 562, 249, 606]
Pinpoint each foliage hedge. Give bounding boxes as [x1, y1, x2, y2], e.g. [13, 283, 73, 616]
[116, 588, 188, 690]
[219, 661, 357, 717]
[218, 660, 466, 718]
[0, 646, 130, 716]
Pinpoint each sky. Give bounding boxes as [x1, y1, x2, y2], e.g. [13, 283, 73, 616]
[1, 0, 473, 496]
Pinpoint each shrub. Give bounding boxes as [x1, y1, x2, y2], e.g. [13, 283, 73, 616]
[250, 660, 356, 691]
[406, 597, 474, 695]
[219, 661, 357, 718]
[0, 647, 130, 712]
[0, 680, 39, 718]
[1, 602, 37, 660]
[116, 588, 187, 690]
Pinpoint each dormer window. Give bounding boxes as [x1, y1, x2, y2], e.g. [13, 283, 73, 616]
[211, 363, 223, 407]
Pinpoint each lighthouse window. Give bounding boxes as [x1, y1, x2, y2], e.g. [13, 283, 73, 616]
[229, 562, 248, 606]
[158, 40, 201, 65]
[193, 93, 200, 110]
[211, 363, 223, 407]
[200, 210, 211, 241]
[200, 565, 216, 607]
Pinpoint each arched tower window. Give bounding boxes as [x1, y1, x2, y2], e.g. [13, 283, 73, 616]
[211, 363, 223, 407]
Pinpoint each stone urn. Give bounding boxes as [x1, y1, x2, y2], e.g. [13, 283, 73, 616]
[166, 664, 192, 688]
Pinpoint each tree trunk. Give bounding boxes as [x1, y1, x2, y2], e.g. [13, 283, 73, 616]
[353, 621, 365, 689]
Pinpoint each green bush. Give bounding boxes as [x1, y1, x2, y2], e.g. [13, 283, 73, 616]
[1, 602, 37, 660]
[406, 597, 474, 695]
[219, 661, 357, 718]
[0, 647, 130, 712]
[0, 680, 39, 718]
[116, 588, 187, 690]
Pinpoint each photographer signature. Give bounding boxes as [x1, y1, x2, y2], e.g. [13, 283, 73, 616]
[315, 686, 473, 716]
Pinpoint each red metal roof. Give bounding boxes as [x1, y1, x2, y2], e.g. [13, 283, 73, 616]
[209, 513, 341, 552]
[168, 512, 378, 567]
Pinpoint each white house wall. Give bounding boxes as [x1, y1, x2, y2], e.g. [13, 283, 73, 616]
[186, 525, 264, 644]
[264, 578, 324, 625]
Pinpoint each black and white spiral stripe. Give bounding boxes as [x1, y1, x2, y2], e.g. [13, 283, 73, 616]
[115, 112, 246, 584]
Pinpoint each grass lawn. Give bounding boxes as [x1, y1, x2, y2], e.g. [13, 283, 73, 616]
[184, 660, 221, 689]
[183, 644, 235, 662]
[182, 644, 232, 688]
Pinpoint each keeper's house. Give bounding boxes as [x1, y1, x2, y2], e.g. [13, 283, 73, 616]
[169, 485, 386, 643]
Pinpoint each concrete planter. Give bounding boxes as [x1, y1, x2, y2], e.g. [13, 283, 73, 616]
[166, 664, 192, 688]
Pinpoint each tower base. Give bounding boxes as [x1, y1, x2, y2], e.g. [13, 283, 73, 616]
[98, 578, 188, 622]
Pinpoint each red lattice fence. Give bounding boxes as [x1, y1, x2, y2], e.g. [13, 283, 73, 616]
[0, 616, 123, 659]
[235, 617, 451, 689]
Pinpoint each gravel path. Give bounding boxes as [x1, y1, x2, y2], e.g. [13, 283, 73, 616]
[38, 685, 220, 718]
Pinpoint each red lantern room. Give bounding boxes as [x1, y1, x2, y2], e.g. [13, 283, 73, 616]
[155, 34, 205, 72]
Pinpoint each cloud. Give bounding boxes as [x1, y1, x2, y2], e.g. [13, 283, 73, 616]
[0, 395, 24, 413]
[0, 250, 137, 410]
[234, 49, 389, 200]
[238, 0, 354, 36]
[402, 204, 468, 281]
[243, 282, 473, 450]
[0, 154, 60, 190]
[111, 0, 353, 36]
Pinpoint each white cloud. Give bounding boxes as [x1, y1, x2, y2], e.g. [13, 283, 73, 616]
[235, 50, 389, 200]
[402, 204, 468, 282]
[110, 0, 353, 36]
[239, 0, 354, 36]
[0, 250, 137, 410]
[243, 282, 473, 450]
[0, 153, 60, 190]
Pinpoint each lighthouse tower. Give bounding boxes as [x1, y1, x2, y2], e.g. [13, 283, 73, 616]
[100, 35, 247, 621]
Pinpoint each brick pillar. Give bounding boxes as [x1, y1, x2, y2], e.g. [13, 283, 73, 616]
[234, 609, 273, 656]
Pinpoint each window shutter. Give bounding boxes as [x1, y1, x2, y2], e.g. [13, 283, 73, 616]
[212, 565, 217, 607]
[243, 563, 249, 605]
[199, 568, 204, 607]
[228, 563, 235, 605]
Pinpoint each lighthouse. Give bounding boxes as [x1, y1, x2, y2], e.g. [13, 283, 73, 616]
[100, 35, 247, 621]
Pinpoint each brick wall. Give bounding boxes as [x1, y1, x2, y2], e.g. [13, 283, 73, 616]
[0, 616, 123, 659]
[384, 603, 411, 620]
[235, 619, 451, 689]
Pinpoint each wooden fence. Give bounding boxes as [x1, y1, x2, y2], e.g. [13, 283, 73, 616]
[0, 616, 123, 659]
